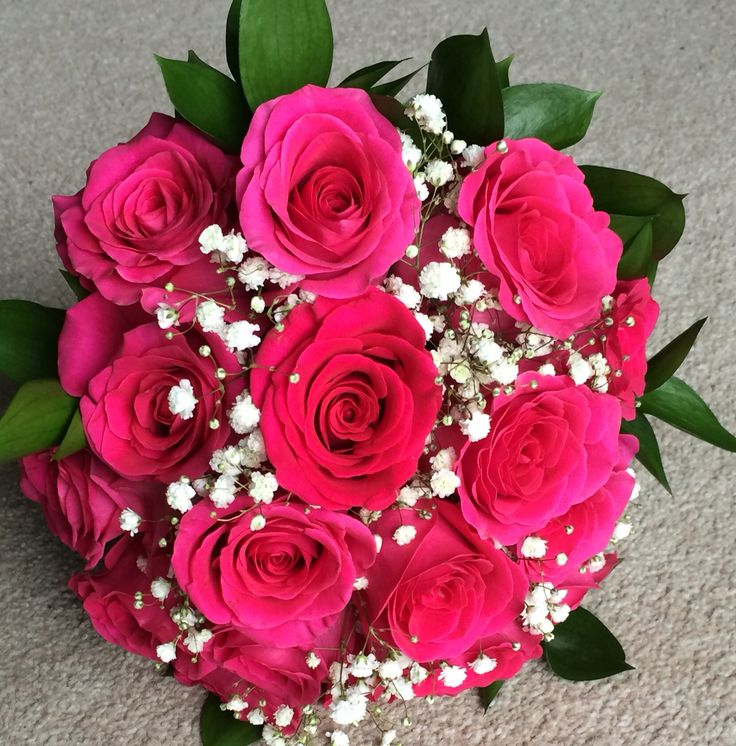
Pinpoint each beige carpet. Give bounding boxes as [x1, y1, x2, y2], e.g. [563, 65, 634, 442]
[1, 0, 735, 743]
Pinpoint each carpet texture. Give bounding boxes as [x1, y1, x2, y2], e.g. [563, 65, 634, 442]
[1, 0, 735, 744]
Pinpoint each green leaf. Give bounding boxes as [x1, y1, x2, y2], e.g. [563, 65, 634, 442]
[200, 693, 262, 746]
[496, 55, 513, 88]
[369, 94, 422, 143]
[0, 379, 77, 461]
[645, 318, 707, 393]
[480, 679, 504, 711]
[502, 83, 601, 150]
[580, 166, 686, 261]
[226, 0, 243, 83]
[620, 413, 671, 493]
[638, 376, 736, 452]
[339, 59, 407, 90]
[53, 409, 87, 461]
[238, 0, 333, 110]
[155, 56, 249, 154]
[426, 29, 504, 145]
[0, 300, 65, 384]
[544, 606, 633, 681]
[59, 270, 90, 301]
[371, 64, 426, 97]
[609, 215, 655, 280]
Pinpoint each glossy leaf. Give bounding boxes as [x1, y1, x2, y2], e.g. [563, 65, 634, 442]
[369, 93, 422, 143]
[645, 318, 707, 393]
[638, 376, 736, 452]
[0, 379, 77, 461]
[156, 56, 248, 153]
[480, 679, 504, 711]
[496, 55, 513, 88]
[226, 0, 242, 83]
[580, 166, 686, 260]
[53, 409, 87, 461]
[371, 64, 426, 97]
[200, 693, 262, 746]
[339, 59, 407, 89]
[502, 83, 600, 149]
[0, 300, 65, 384]
[620, 413, 671, 493]
[426, 29, 504, 145]
[544, 606, 633, 681]
[238, 0, 333, 109]
[609, 215, 655, 280]
[59, 270, 90, 300]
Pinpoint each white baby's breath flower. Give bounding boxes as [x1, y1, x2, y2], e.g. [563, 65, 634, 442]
[268, 267, 303, 289]
[460, 410, 491, 442]
[425, 159, 454, 187]
[247, 708, 265, 725]
[489, 357, 518, 385]
[199, 224, 224, 254]
[209, 474, 237, 508]
[378, 658, 405, 681]
[196, 300, 226, 334]
[520, 535, 548, 559]
[166, 478, 195, 513]
[223, 321, 260, 351]
[228, 391, 261, 435]
[156, 303, 179, 330]
[438, 226, 471, 258]
[156, 641, 177, 663]
[405, 94, 446, 134]
[330, 731, 350, 746]
[353, 576, 369, 591]
[438, 665, 467, 688]
[461, 144, 485, 168]
[393, 524, 417, 546]
[430, 468, 460, 498]
[455, 279, 486, 306]
[413, 175, 429, 202]
[167, 379, 197, 420]
[305, 651, 322, 669]
[184, 627, 213, 654]
[399, 132, 422, 172]
[238, 256, 270, 290]
[568, 352, 593, 385]
[119, 508, 141, 536]
[248, 471, 278, 504]
[413, 312, 434, 341]
[419, 261, 461, 301]
[250, 296, 266, 314]
[430, 447, 457, 472]
[330, 688, 369, 726]
[470, 653, 497, 675]
[250, 514, 267, 531]
[220, 232, 247, 264]
[224, 695, 248, 713]
[273, 705, 294, 728]
[150, 577, 172, 602]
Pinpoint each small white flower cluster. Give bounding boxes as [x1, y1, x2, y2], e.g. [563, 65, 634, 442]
[521, 583, 571, 640]
[155, 598, 213, 664]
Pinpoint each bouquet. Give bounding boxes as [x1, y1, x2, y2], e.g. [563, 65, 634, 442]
[2, 1, 734, 744]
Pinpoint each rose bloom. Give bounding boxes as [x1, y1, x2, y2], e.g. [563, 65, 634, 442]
[517, 434, 637, 584]
[69, 534, 177, 660]
[362, 500, 528, 663]
[53, 113, 237, 305]
[236, 85, 420, 297]
[59, 293, 244, 482]
[557, 552, 619, 609]
[458, 137, 621, 339]
[250, 288, 442, 510]
[19, 448, 162, 567]
[577, 279, 659, 419]
[174, 619, 344, 711]
[172, 495, 375, 647]
[456, 372, 622, 545]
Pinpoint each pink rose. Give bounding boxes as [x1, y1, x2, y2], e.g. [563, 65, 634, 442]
[250, 289, 442, 510]
[236, 85, 420, 298]
[458, 138, 621, 338]
[175, 621, 342, 710]
[19, 449, 162, 568]
[517, 435, 637, 584]
[557, 552, 619, 610]
[172, 496, 375, 646]
[69, 534, 177, 660]
[577, 279, 659, 419]
[413, 621, 541, 698]
[456, 372, 622, 545]
[53, 113, 237, 305]
[361, 500, 528, 663]
[59, 294, 244, 482]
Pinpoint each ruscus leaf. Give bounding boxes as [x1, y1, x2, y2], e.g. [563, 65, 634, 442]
[155, 55, 249, 153]
[0, 379, 78, 461]
[238, 0, 333, 109]
[638, 376, 736, 452]
[544, 606, 633, 681]
[620, 413, 671, 493]
[53, 409, 87, 461]
[0, 300, 65, 384]
[226, 0, 243, 83]
[480, 679, 504, 711]
[645, 318, 707, 393]
[496, 55, 513, 88]
[339, 59, 408, 90]
[502, 83, 601, 149]
[200, 693, 262, 746]
[426, 29, 504, 145]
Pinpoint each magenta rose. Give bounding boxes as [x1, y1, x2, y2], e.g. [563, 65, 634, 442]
[557, 552, 619, 610]
[19, 449, 162, 567]
[517, 434, 637, 584]
[577, 279, 659, 419]
[53, 113, 237, 305]
[362, 500, 528, 663]
[413, 620, 541, 698]
[69, 535, 177, 660]
[172, 495, 375, 646]
[457, 372, 622, 545]
[59, 293, 244, 482]
[458, 138, 622, 339]
[236, 85, 421, 298]
[250, 289, 442, 510]
[175, 621, 342, 710]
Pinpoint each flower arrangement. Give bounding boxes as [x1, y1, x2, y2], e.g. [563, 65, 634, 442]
[1, 2, 734, 745]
